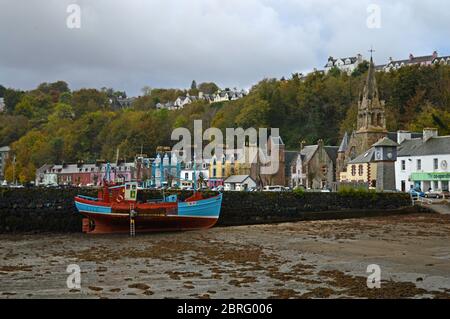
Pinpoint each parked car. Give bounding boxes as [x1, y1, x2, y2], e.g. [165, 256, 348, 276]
[409, 188, 425, 198]
[425, 189, 442, 199]
[212, 185, 224, 192]
[263, 185, 287, 192]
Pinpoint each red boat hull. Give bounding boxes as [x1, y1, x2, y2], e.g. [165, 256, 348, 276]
[81, 212, 219, 234]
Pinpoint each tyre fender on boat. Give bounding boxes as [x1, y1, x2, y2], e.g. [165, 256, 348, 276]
[116, 188, 125, 203]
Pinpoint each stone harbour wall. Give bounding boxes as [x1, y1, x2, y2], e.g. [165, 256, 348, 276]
[0, 187, 418, 233]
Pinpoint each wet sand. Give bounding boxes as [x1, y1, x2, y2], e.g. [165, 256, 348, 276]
[1, 213, 450, 299]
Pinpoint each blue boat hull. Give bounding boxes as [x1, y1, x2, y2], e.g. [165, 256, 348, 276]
[74, 193, 223, 234]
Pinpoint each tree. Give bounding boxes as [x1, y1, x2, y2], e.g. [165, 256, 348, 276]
[71, 89, 109, 117]
[0, 114, 30, 146]
[198, 82, 219, 94]
[328, 66, 341, 78]
[0, 85, 6, 97]
[191, 80, 197, 90]
[409, 104, 450, 136]
[352, 61, 370, 77]
[3, 89, 25, 113]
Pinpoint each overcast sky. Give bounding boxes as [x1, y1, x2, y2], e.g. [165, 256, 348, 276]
[0, 0, 449, 96]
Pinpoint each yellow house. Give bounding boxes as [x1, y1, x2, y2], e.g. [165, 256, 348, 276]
[340, 148, 378, 188]
[209, 148, 253, 180]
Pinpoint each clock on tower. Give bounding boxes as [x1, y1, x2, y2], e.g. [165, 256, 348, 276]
[372, 137, 399, 192]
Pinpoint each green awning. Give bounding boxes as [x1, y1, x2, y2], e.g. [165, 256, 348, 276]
[411, 172, 450, 181]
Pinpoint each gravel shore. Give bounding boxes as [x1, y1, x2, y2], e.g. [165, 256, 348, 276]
[1, 213, 450, 299]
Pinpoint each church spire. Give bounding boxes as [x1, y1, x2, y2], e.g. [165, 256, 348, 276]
[357, 50, 386, 132]
[361, 55, 379, 104]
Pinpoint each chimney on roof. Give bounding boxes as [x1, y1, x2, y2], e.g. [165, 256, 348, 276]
[318, 139, 324, 149]
[397, 130, 412, 145]
[433, 51, 438, 59]
[300, 140, 306, 151]
[423, 128, 438, 142]
[409, 53, 414, 61]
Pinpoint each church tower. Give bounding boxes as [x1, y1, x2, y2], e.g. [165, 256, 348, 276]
[354, 55, 388, 153]
[337, 53, 388, 180]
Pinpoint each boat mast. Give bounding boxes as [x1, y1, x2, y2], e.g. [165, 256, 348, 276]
[193, 154, 197, 193]
[106, 162, 111, 183]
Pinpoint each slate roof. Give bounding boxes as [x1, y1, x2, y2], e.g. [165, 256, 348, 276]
[387, 55, 434, 66]
[300, 145, 319, 163]
[285, 151, 300, 177]
[398, 136, 450, 157]
[338, 132, 349, 153]
[224, 175, 254, 184]
[372, 137, 398, 147]
[349, 148, 376, 164]
[324, 146, 339, 164]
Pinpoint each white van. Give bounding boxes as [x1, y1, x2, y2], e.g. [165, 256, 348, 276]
[263, 185, 286, 192]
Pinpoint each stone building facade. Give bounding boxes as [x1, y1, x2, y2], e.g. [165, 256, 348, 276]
[337, 57, 388, 181]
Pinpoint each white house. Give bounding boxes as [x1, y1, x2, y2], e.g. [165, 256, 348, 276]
[0, 97, 5, 112]
[324, 54, 364, 75]
[383, 51, 439, 72]
[224, 175, 256, 191]
[432, 55, 450, 66]
[180, 160, 210, 189]
[396, 129, 450, 192]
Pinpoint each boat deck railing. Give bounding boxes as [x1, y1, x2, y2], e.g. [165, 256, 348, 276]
[77, 195, 99, 202]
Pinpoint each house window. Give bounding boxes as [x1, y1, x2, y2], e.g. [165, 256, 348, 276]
[185, 173, 189, 180]
[417, 159, 422, 170]
[433, 181, 439, 190]
[401, 160, 406, 171]
[434, 158, 439, 170]
[351, 165, 356, 176]
[358, 165, 363, 176]
[213, 168, 216, 177]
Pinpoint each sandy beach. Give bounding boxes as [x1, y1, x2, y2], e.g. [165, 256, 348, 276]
[1, 213, 450, 299]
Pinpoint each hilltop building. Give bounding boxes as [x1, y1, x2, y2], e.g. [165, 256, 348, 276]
[324, 54, 364, 75]
[380, 51, 450, 72]
[156, 89, 247, 111]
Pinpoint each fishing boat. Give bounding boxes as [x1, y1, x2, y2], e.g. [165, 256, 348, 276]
[75, 182, 222, 234]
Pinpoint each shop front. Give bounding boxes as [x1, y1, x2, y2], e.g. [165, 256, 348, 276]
[411, 172, 450, 191]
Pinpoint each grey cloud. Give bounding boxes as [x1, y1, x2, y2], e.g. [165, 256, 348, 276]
[0, 0, 449, 96]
